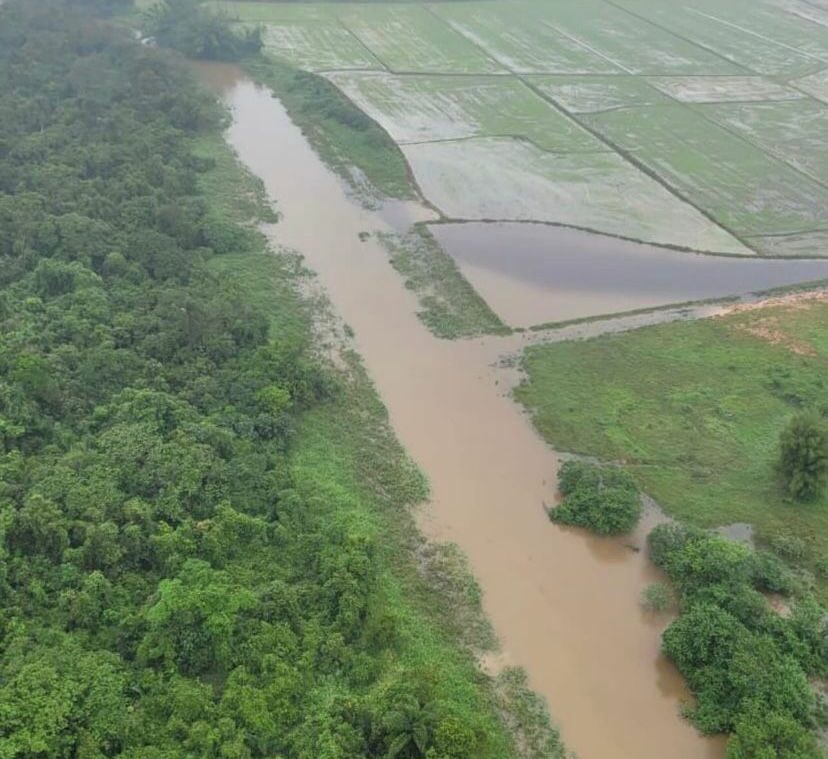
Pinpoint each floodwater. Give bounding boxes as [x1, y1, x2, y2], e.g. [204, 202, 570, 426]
[198, 62, 726, 759]
[431, 221, 828, 327]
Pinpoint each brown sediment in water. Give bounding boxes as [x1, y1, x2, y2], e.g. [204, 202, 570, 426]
[197, 61, 725, 759]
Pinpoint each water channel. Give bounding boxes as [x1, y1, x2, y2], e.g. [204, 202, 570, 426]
[198, 62, 742, 759]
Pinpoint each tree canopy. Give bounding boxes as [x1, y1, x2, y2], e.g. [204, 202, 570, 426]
[0, 3, 502, 758]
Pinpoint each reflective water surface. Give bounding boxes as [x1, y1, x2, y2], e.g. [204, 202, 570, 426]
[431, 221, 828, 327]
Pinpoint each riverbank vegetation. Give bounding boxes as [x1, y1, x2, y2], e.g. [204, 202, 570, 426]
[146, 0, 263, 60]
[648, 523, 826, 757]
[517, 295, 828, 594]
[0, 3, 564, 757]
[378, 228, 509, 339]
[244, 56, 416, 203]
[549, 461, 641, 535]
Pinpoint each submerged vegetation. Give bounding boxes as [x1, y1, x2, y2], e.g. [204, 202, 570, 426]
[378, 228, 509, 339]
[550, 461, 641, 535]
[648, 524, 826, 757]
[0, 3, 562, 757]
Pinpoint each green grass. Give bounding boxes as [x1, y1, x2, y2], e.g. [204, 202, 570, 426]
[197, 110, 564, 759]
[378, 226, 510, 339]
[516, 298, 828, 594]
[243, 55, 417, 201]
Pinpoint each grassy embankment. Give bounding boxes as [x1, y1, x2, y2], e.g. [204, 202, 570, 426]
[243, 55, 413, 202]
[516, 298, 828, 591]
[197, 126, 565, 759]
[378, 227, 509, 339]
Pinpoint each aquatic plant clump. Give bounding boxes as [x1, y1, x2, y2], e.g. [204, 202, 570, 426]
[550, 461, 641, 535]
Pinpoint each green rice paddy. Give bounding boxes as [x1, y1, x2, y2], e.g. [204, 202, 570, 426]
[218, 0, 828, 255]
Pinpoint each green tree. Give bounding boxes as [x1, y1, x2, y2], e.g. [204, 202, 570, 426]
[727, 703, 820, 759]
[382, 694, 437, 759]
[778, 412, 828, 501]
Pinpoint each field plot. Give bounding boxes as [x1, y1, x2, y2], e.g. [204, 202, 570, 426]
[528, 75, 670, 113]
[699, 100, 828, 182]
[427, 2, 620, 74]
[586, 104, 828, 244]
[260, 22, 382, 71]
[767, 0, 828, 30]
[404, 137, 750, 253]
[646, 76, 804, 103]
[225, 0, 828, 257]
[325, 71, 600, 150]
[335, 4, 503, 74]
[794, 68, 828, 103]
[544, 0, 743, 75]
[215, 2, 332, 23]
[613, 0, 823, 76]
[683, 0, 828, 61]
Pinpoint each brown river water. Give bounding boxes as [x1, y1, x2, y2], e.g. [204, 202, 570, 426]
[197, 62, 727, 759]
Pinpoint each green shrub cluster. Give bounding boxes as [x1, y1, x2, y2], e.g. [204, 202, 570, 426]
[648, 524, 827, 757]
[778, 412, 828, 502]
[549, 461, 641, 535]
[145, 0, 263, 61]
[0, 5, 505, 758]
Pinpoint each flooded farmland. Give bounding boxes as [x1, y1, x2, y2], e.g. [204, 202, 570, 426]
[430, 221, 828, 327]
[198, 62, 732, 759]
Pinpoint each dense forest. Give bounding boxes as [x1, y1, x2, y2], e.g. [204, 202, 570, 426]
[0, 3, 523, 757]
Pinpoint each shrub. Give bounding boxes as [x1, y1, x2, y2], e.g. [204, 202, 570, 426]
[727, 703, 821, 759]
[641, 583, 673, 612]
[550, 461, 641, 535]
[778, 412, 828, 501]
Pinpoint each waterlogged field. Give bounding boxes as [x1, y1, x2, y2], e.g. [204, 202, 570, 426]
[795, 68, 828, 103]
[405, 138, 751, 253]
[646, 76, 803, 103]
[527, 75, 671, 113]
[698, 100, 828, 182]
[325, 71, 599, 150]
[337, 3, 504, 74]
[220, 0, 828, 261]
[586, 104, 828, 249]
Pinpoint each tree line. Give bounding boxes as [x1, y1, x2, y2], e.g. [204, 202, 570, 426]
[0, 3, 498, 757]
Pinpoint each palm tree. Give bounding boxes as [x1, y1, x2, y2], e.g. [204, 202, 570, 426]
[383, 694, 436, 759]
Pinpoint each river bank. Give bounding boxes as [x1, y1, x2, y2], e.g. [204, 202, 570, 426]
[199, 62, 727, 759]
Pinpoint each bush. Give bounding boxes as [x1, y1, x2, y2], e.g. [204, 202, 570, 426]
[778, 412, 828, 501]
[146, 0, 263, 61]
[641, 583, 673, 612]
[550, 461, 641, 535]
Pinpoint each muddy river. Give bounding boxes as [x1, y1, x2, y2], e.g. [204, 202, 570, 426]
[431, 221, 828, 327]
[199, 63, 730, 759]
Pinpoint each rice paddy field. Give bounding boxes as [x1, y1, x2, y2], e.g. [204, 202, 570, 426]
[217, 0, 828, 261]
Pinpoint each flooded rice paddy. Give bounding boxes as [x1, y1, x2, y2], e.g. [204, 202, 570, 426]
[430, 221, 828, 327]
[195, 62, 764, 759]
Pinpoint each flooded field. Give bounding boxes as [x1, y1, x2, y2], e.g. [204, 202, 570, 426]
[430, 221, 828, 327]
[199, 62, 727, 759]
